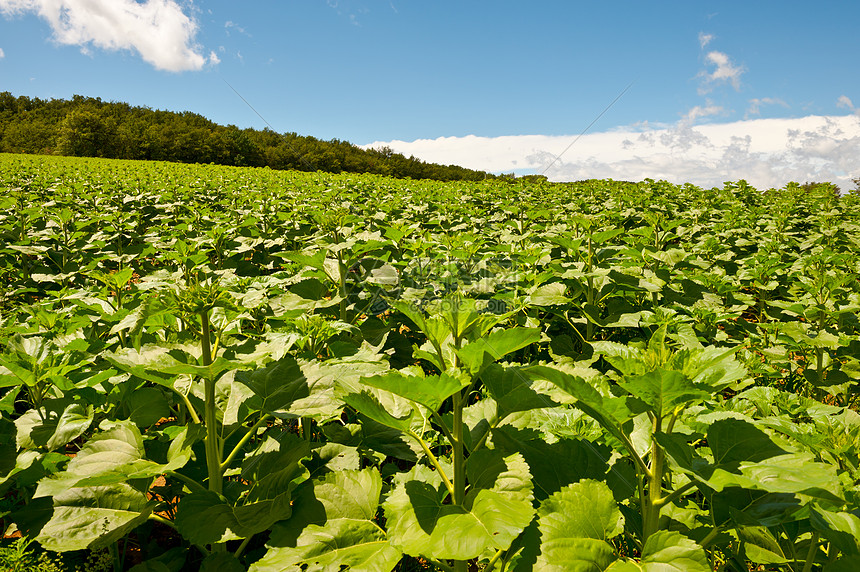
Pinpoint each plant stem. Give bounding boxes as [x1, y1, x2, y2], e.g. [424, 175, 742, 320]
[483, 549, 505, 571]
[699, 525, 722, 548]
[166, 470, 207, 494]
[653, 480, 696, 508]
[642, 416, 664, 543]
[170, 386, 201, 425]
[409, 431, 454, 498]
[200, 309, 222, 497]
[221, 414, 271, 472]
[452, 389, 465, 507]
[801, 532, 820, 572]
[234, 535, 253, 559]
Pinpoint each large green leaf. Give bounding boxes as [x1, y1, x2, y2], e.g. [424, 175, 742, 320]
[737, 526, 790, 564]
[482, 365, 558, 421]
[617, 369, 709, 418]
[200, 552, 245, 572]
[235, 355, 308, 413]
[456, 327, 540, 374]
[528, 282, 571, 306]
[707, 418, 788, 467]
[534, 480, 624, 571]
[126, 386, 171, 427]
[492, 427, 612, 500]
[15, 402, 93, 451]
[384, 452, 534, 560]
[253, 520, 401, 572]
[810, 508, 860, 557]
[359, 370, 466, 412]
[176, 434, 310, 543]
[256, 468, 401, 572]
[291, 356, 389, 421]
[35, 421, 191, 494]
[524, 365, 633, 446]
[340, 390, 414, 433]
[604, 530, 710, 571]
[34, 482, 154, 552]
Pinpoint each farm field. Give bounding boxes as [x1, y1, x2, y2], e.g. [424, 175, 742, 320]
[0, 152, 859, 571]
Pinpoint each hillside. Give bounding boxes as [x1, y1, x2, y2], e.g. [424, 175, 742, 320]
[0, 92, 498, 182]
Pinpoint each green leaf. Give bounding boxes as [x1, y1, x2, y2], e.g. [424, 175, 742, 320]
[524, 365, 633, 446]
[235, 355, 309, 413]
[456, 327, 540, 374]
[257, 468, 402, 572]
[174, 490, 244, 545]
[534, 480, 623, 571]
[200, 552, 245, 572]
[810, 508, 860, 557]
[126, 387, 170, 427]
[492, 427, 612, 500]
[15, 402, 94, 451]
[359, 370, 466, 413]
[35, 421, 180, 493]
[618, 369, 709, 418]
[737, 526, 790, 564]
[34, 482, 153, 551]
[175, 434, 310, 543]
[384, 452, 534, 560]
[253, 520, 401, 572]
[127, 548, 187, 572]
[605, 530, 709, 571]
[708, 418, 788, 467]
[528, 282, 571, 306]
[482, 365, 557, 421]
[341, 390, 414, 433]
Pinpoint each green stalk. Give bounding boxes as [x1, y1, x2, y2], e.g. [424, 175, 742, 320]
[451, 340, 468, 572]
[165, 470, 207, 494]
[221, 414, 271, 472]
[586, 232, 595, 341]
[801, 532, 820, 572]
[200, 310, 222, 497]
[452, 388, 466, 508]
[642, 415, 664, 543]
[409, 430, 454, 498]
[234, 535, 253, 559]
[482, 549, 505, 571]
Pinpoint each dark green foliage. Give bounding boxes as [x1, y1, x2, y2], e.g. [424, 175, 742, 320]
[0, 155, 858, 571]
[0, 92, 495, 181]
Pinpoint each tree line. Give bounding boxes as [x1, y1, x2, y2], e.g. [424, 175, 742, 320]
[0, 92, 500, 181]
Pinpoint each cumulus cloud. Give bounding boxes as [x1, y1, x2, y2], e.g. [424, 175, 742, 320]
[0, 0, 213, 72]
[699, 51, 744, 93]
[362, 115, 860, 191]
[0, 47, 4, 58]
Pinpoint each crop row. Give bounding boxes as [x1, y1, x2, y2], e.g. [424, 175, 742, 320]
[0, 153, 858, 571]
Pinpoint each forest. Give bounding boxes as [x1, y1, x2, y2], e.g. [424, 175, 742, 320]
[0, 92, 500, 182]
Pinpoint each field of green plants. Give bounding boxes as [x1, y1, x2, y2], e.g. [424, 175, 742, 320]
[0, 152, 858, 571]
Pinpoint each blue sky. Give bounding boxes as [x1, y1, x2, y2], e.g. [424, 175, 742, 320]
[1, 1, 860, 190]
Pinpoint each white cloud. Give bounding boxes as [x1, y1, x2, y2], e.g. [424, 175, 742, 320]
[682, 105, 725, 123]
[698, 32, 714, 49]
[362, 115, 860, 191]
[746, 97, 789, 117]
[0, 0, 211, 72]
[225, 20, 250, 37]
[838, 95, 855, 110]
[0, 47, 4, 58]
[699, 50, 744, 93]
